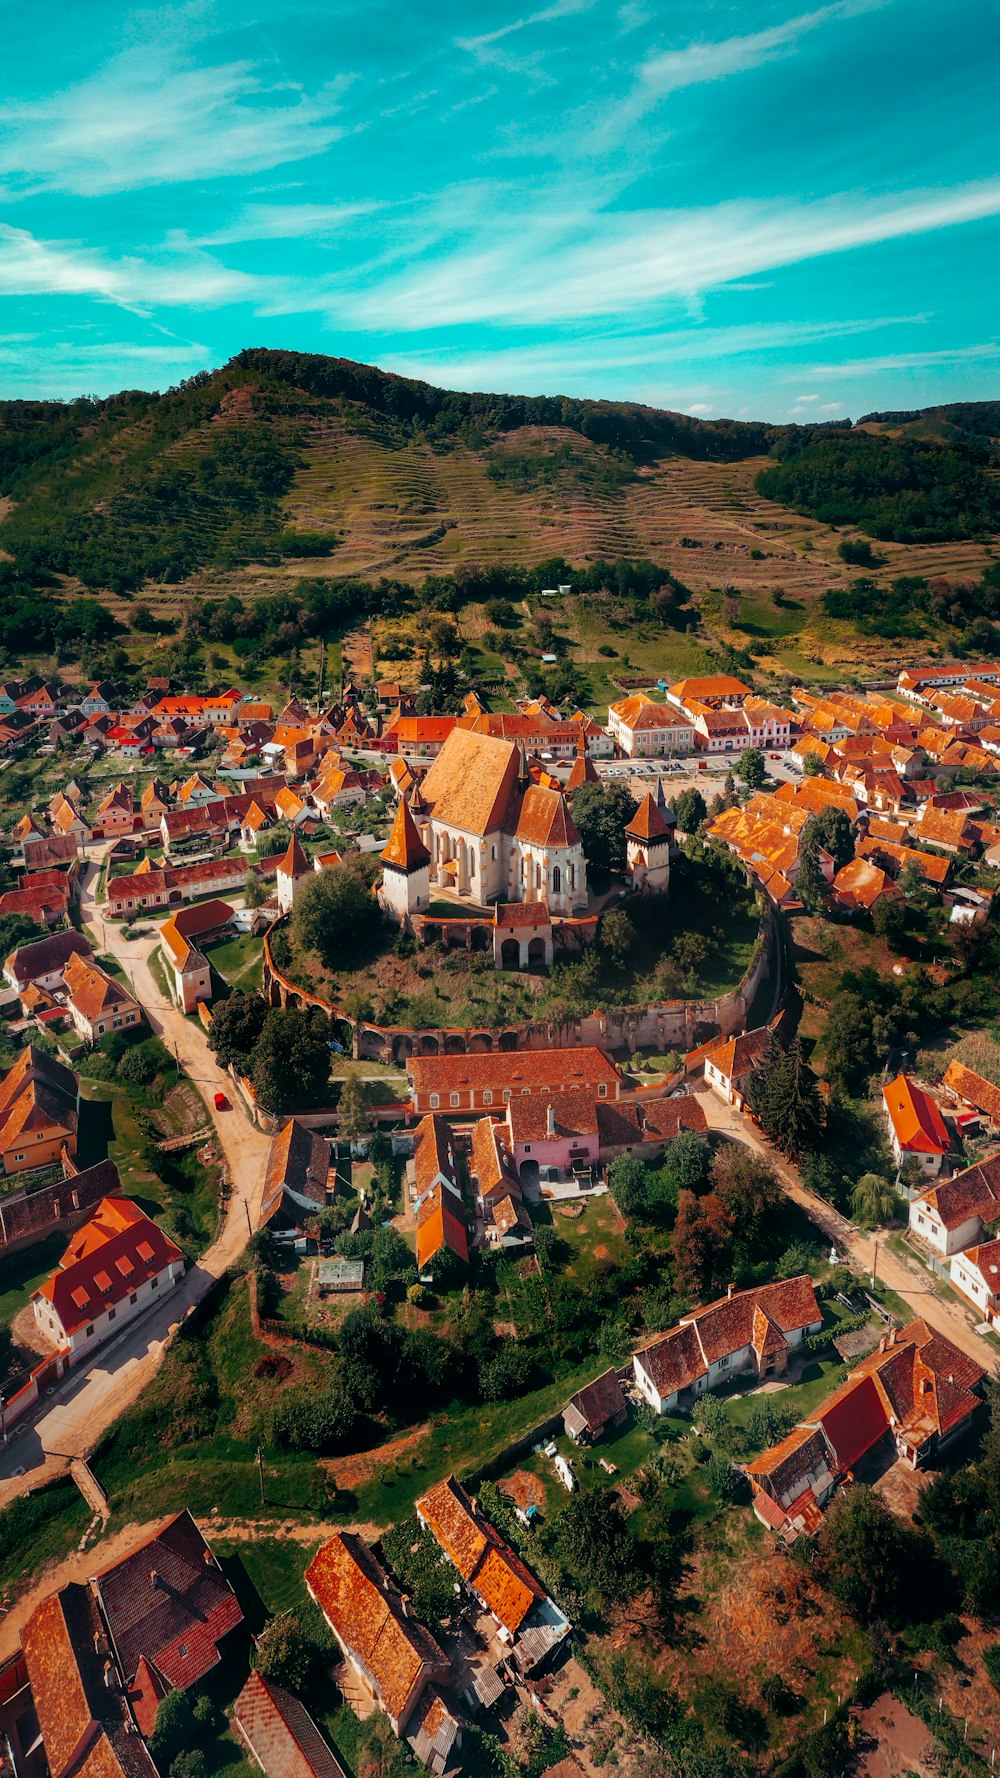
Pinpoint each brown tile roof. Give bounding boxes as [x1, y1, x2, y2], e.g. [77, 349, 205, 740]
[565, 1367, 626, 1436]
[93, 1510, 242, 1734]
[942, 1059, 1000, 1125]
[5, 928, 92, 988]
[915, 1153, 1000, 1230]
[305, 1534, 447, 1727]
[513, 784, 580, 848]
[832, 857, 895, 911]
[21, 1584, 160, 1778]
[412, 1114, 458, 1200]
[745, 1424, 831, 1496]
[233, 1671, 349, 1778]
[417, 1476, 544, 1635]
[419, 729, 520, 836]
[263, 1120, 332, 1218]
[494, 899, 551, 929]
[409, 1046, 620, 1098]
[635, 1321, 706, 1396]
[471, 1117, 519, 1198]
[703, 1025, 772, 1085]
[277, 833, 311, 879]
[626, 793, 670, 842]
[636, 1094, 708, 1139]
[63, 954, 140, 1025]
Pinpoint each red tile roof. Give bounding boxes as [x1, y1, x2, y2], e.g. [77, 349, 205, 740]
[93, 1511, 243, 1735]
[232, 1671, 348, 1778]
[883, 1073, 950, 1155]
[35, 1197, 182, 1336]
[417, 1476, 544, 1635]
[625, 793, 670, 842]
[305, 1535, 446, 1729]
[409, 1046, 620, 1098]
[381, 798, 430, 871]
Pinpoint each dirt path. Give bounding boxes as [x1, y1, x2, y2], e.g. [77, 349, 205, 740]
[697, 1085, 999, 1372]
[0, 1512, 378, 1662]
[0, 851, 273, 1507]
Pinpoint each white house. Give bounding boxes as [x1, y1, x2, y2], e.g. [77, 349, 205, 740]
[908, 1156, 1000, 1257]
[950, 1237, 1000, 1326]
[606, 695, 696, 758]
[32, 1195, 183, 1360]
[632, 1276, 822, 1415]
[882, 1073, 950, 1179]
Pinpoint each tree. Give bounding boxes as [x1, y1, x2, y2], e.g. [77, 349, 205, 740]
[291, 856, 381, 970]
[244, 868, 267, 909]
[338, 1073, 372, 1142]
[805, 805, 854, 874]
[711, 1143, 783, 1245]
[658, 1129, 712, 1200]
[851, 1172, 898, 1228]
[671, 1190, 733, 1299]
[600, 906, 635, 969]
[673, 788, 707, 834]
[736, 747, 765, 790]
[255, 1613, 320, 1691]
[762, 1039, 823, 1158]
[251, 1006, 331, 1113]
[872, 893, 906, 948]
[608, 1155, 648, 1217]
[819, 1487, 941, 1627]
[150, 1693, 196, 1769]
[898, 859, 925, 900]
[548, 1488, 641, 1608]
[207, 991, 268, 1071]
[272, 1385, 358, 1453]
[802, 750, 826, 777]
[570, 781, 638, 873]
[795, 845, 828, 913]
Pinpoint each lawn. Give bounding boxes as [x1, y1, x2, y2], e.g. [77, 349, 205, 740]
[80, 1074, 222, 1256]
[206, 934, 264, 994]
[548, 1194, 628, 1288]
[0, 1477, 91, 1602]
[0, 1232, 66, 1324]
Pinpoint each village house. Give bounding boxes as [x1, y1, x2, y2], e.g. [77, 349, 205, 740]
[20, 1584, 161, 1778]
[950, 1236, 1000, 1325]
[91, 1509, 244, 1734]
[381, 715, 457, 757]
[941, 1059, 1000, 1131]
[746, 1320, 984, 1536]
[107, 853, 279, 918]
[160, 899, 233, 1012]
[633, 1276, 822, 1415]
[4, 928, 93, 995]
[0, 1045, 78, 1175]
[492, 900, 554, 970]
[908, 1154, 1000, 1256]
[305, 1533, 450, 1736]
[261, 1119, 334, 1228]
[606, 694, 696, 757]
[831, 856, 900, 915]
[702, 1025, 773, 1110]
[233, 1671, 351, 1778]
[407, 1046, 622, 1115]
[416, 1474, 570, 1668]
[62, 951, 143, 1044]
[32, 1194, 183, 1359]
[882, 1072, 950, 1178]
[411, 1113, 469, 1275]
[562, 1368, 628, 1444]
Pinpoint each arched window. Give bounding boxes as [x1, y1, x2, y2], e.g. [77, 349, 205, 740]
[552, 865, 561, 894]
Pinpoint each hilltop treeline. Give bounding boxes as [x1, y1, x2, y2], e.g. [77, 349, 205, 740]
[756, 431, 1000, 542]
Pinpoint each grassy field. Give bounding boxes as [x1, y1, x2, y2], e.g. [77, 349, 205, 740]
[0, 1477, 92, 1601]
[206, 933, 264, 994]
[80, 1071, 222, 1256]
[0, 1232, 66, 1323]
[549, 1195, 629, 1289]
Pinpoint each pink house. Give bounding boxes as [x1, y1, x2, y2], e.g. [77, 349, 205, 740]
[505, 1092, 601, 1175]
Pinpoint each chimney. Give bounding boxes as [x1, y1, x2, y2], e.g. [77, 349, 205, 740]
[546, 1103, 556, 1138]
[150, 1569, 161, 1590]
[726, 1282, 736, 1300]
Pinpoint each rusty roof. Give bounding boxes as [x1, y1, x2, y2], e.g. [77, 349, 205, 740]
[409, 1046, 620, 1097]
[419, 728, 521, 837]
[233, 1671, 349, 1778]
[416, 1476, 544, 1635]
[305, 1534, 446, 1727]
[883, 1073, 950, 1155]
[942, 1060, 1000, 1126]
[381, 798, 430, 871]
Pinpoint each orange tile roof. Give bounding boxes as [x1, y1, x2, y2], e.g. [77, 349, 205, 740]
[277, 833, 310, 879]
[416, 1476, 543, 1634]
[626, 792, 670, 841]
[416, 1189, 468, 1271]
[408, 1046, 620, 1097]
[306, 1534, 446, 1728]
[381, 798, 430, 871]
[513, 784, 580, 847]
[942, 1059, 1000, 1126]
[883, 1073, 950, 1155]
[63, 953, 140, 1025]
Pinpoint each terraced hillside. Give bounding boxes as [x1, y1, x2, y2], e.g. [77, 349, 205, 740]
[0, 352, 997, 688]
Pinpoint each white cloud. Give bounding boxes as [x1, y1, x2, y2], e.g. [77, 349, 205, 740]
[457, 0, 595, 59]
[0, 224, 268, 312]
[796, 342, 1000, 376]
[202, 201, 381, 245]
[347, 178, 1000, 329]
[0, 52, 350, 196]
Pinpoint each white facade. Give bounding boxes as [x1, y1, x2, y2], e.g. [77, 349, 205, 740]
[67, 994, 140, 1045]
[950, 1248, 1000, 1324]
[33, 1257, 182, 1359]
[908, 1198, 982, 1257]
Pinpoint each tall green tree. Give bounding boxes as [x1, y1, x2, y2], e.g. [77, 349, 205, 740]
[570, 781, 638, 872]
[291, 856, 381, 970]
[736, 747, 765, 790]
[768, 1039, 824, 1157]
[251, 1006, 331, 1113]
[673, 788, 707, 834]
[851, 1172, 898, 1227]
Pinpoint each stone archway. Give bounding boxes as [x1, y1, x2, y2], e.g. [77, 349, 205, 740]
[499, 1029, 519, 1052]
[500, 937, 521, 970]
[417, 1034, 440, 1056]
[468, 1031, 493, 1053]
[527, 936, 547, 969]
[392, 1035, 413, 1065]
[444, 1033, 465, 1054]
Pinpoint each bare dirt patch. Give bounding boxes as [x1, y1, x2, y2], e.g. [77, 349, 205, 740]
[853, 1694, 935, 1778]
[327, 1424, 428, 1492]
[499, 1468, 546, 1513]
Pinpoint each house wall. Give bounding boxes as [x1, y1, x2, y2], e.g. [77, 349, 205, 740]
[909, 1199, 982, 1256]
[34, 1257, 182, 1359]
[949, 1251, 999, 1320]
[511, 1131, 600, 1171]
[173, 960, 212, 1013]
[1, 1122, 75, 1175]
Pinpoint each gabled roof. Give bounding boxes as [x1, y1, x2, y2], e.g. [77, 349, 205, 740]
[916, 1152, 1000, 1230]
[565, 1368, 627, 1435]
[883, 1073, 950, 1155]
[471, 1117, 520, 1199]
[703, 1025, 772, 1085]
[277, 832, 310, 879]
[513, 784, 580, 848]
[63, 953, 140, 1025]
[21, 1583, 160, 1778]
[418, 728, 521, 837]
[416, 1475, 544, 1635]
[408, 1046, 620, 1097]
[416, 1187, 469, 1272]
[263, 1120, 331, 1218]
[306, 1534, 446, 1727]
[34, 1196, 183, 1336]
[5, 927, 93, 988]
[233, 1671, 349, 1778]
[92, 1511, 243, 1735]
[942, 1060, 1000, 1126]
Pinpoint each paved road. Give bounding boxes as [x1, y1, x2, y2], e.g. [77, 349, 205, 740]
[0, 850, 272, 1507]
[697, 1085, 999, 1372]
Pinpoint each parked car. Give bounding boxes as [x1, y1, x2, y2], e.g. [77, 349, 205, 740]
[214, 1091, 229, 1110]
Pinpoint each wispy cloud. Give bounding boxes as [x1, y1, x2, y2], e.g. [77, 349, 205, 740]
[796, 341, 1000, 376]
[457, 0, 594, 58]
[202, 201, 382, 245]
[347, 177, 1000, 329]
[0, 224, 267, 312]
[0, 51, 352, 196]
[632, 0, 882, 107]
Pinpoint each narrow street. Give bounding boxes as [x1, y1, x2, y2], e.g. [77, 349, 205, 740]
[0, 850, 273, 1507]
[696, 1084, 999, 1372]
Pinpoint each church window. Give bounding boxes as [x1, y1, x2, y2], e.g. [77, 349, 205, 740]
[552, 866, 561, 894]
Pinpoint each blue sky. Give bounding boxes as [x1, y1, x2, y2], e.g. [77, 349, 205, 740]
[1, 0, 998, 418]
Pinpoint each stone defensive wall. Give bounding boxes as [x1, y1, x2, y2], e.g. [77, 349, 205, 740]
[261, 895, 781, 1068]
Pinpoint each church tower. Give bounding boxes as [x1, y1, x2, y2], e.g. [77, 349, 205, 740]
[276, 832, 312, 914]
[625, 793, 671, 893]
[379, 796, 431, 925]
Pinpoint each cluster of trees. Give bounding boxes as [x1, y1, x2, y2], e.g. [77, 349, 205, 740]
[744, 1035, 824, 1157]
[0, 563, 119, 658]
[207, 993, 331, 1114]
[822, 958, 997, 1097]
[570, 780, 638, 872]
[290, 855, 383, 971]
[825, 563, 1000, 645]
[757, 431, 1000, 541]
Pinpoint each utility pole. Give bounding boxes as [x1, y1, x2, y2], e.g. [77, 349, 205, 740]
[0, 1393, 6, 1449]
[256, 1446, 266, 1504]
[244, 1198, 253, 1238]
[871, 1238, 879, 1290]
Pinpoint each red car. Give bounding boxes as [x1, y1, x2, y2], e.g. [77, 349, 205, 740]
[214, 1091, 229, 1110]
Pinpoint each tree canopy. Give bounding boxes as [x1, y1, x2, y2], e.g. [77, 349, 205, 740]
[570, 781, 638, 873]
